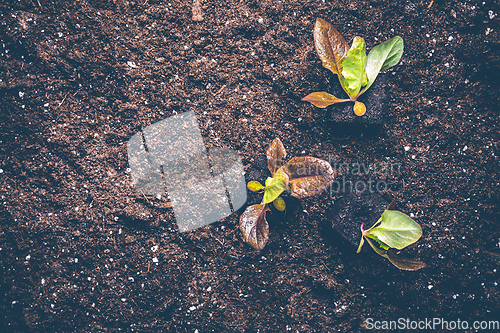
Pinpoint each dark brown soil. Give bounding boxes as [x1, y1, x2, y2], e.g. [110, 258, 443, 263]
[1, 0, 499, 332]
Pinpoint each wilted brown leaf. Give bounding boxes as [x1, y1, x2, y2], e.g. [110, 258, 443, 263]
[281, 157, 336, 199]
[387, 250, 427, 271]
[302, 92, 349, 108]
[239, 204, 270, 250]
[266, 138, 286, 176]
[314, 19, 350, 75]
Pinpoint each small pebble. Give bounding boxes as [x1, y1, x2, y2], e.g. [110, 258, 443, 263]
[127, 61, 138, 68]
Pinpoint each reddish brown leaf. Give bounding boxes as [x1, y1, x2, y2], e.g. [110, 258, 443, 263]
[302, 92, 349, 108]
[266, 138, 286, 176]
[281, 157, 337, 199]
[314, 19, 350, 75]
[387, 199, 397, 211]
[239, 204, 270, 250]
[387, 250, 427, 271]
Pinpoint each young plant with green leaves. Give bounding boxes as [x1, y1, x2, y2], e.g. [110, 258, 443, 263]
[357, 201, 426, 271]
[240, 138, 337, 250]
[302, 18, 404, 116]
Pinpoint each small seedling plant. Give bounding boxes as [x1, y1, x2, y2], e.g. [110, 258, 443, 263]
[302, 18, 404, 116]
[239, 138, 336, 250]
[357, 201, 426, 271]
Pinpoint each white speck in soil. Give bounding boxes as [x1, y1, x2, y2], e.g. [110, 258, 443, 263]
[428, 285, 433, 290]
[127, 61, 138, 68]
[152, 257, 158, 263]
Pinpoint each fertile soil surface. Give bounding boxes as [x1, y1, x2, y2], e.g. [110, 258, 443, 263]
[1, 0, 499, 332]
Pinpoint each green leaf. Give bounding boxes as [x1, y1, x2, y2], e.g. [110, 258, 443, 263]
[262, 170, 289, 204]
[247, 181, 264, 192]
[313, 19, 350, 75]
[363, 36, 404, 93]
[281, 157, 336, 199]
[365, 210, 422, 250]
[266, 138, 286, 176]
[369, 234, 390, 250]
[302, 92, 349, 108]
[341, 37, 368, 99]
[364, 236, 389, 259]
[356, 234, 365, 253]
[239, 204, 270, 250]
[273, 196, 286, 211]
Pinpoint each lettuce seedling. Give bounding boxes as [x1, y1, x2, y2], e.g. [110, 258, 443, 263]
[240, 138, 337, 250]
[302, 18, 404, 116]
[357, 201, 426, 271]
